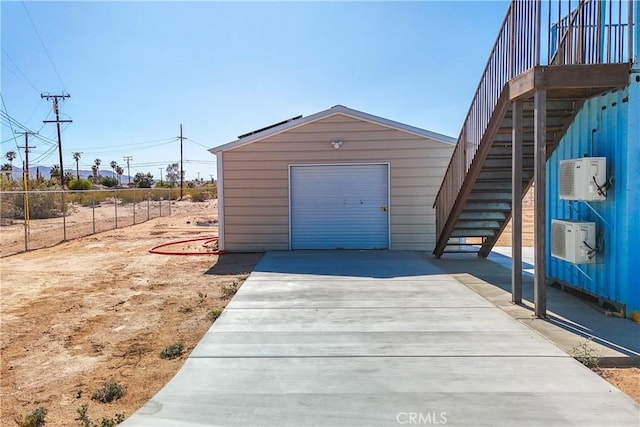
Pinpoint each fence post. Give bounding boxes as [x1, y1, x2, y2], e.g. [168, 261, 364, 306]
[23, 191, 28, 252]
[62, 190, 67, 241]
[115, 188, 118, 229]
[159, 196, 162, 217]
[92, 189, 96, 234]
[168, 189, 171, 216]
[147, 192, 150, 221]
[133, 189, 136, 224]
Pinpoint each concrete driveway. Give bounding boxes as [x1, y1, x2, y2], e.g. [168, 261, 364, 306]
[123, 251, 639, 426]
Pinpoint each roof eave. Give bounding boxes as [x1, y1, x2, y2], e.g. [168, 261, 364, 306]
[209, 105, 456, 154]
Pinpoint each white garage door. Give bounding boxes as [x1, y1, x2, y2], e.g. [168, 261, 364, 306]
[290, 164, 389, 250]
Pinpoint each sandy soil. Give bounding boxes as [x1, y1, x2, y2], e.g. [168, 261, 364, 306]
[1, 201, 263, 426]
[0, 200, 637, 426]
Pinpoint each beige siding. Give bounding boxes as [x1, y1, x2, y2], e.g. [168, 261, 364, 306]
[221, 114, 454, 251]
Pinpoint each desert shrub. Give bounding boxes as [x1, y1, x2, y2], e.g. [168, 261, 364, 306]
[1, 191, 66, 220]
[186, 185, 216, 202]
[99, 177, 118, 188]
[116, 190, 134, 204]
[570, 337, 600, 369]
[68, 179, 93, 190]
[207, 308, 223, 322]
[76, 404, 125, 427]
[190, 190, 207, 202]
[220, 282, 239, 298]
[159, 343, 184, 360]
[29, 192, 67, 219]
[0, 192, 21, 219]
[91, 381, 125, 403]
[14, 406, 47, 427]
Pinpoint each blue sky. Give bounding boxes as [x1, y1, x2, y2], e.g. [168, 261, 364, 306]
[1, 1, 509, 180]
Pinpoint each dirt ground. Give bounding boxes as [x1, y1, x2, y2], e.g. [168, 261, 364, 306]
[1, 200, 263, 426]
[0, 200, 638, 426]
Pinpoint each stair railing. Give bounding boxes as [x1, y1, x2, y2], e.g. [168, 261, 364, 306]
[550, 0, 633, 65]
[433, 0, 634, 241]
[433, 0, 540, 238]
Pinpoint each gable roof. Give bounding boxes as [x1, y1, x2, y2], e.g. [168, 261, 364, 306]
[209, 105, 456, 154]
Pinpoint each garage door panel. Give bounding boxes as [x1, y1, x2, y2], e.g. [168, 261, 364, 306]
[290, 164, 389, 250]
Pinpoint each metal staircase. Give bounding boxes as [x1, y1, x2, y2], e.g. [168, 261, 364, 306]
[433, 0, 633, 258]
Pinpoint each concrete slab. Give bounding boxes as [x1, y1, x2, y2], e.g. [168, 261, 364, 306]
[123, 251, 639, 426]
[432, 248, 640, 365]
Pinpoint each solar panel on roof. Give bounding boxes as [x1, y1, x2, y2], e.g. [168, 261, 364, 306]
[237, 115, 303, 139]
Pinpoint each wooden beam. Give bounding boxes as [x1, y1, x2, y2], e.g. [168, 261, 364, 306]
[534, 89, 547, 318]
[541, 64, 630, 90]
[512, 100, 523, 304]
[508, 63, 630, 101]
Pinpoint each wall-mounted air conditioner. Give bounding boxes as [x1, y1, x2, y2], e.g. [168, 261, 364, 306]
[551, 219, 596, 264]
[559, 157, 606, 201]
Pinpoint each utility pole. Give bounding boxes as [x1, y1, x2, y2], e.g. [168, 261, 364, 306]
[42, 93, 71, 187]
[16, 131, 36, 181]
[178, 124, 185, 200]
[159, 167, 164, 185]
[124, 155, 133, 185]
[197, 171, 200, 183]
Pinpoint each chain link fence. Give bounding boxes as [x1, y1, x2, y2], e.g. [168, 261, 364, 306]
[1, 188, 178, 257]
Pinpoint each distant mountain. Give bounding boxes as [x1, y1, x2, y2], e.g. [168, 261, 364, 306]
[2, 166, 129, 182]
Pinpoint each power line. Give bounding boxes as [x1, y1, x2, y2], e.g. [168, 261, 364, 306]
[21, 1, 67, 91]
[185, 137, 211, 149]
[0, 93, 23, 162]
[66, 139, 176, 154]
[32, 145, 58, 164]
[1, 48, 40, 94]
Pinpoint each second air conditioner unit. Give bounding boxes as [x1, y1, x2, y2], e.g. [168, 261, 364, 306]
[559, 157, 606, 201]
[551, 219, 596, 264]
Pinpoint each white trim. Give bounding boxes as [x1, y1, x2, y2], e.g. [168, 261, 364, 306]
[288, 162, 391, 250]
[216, 152, 225, 251]
[210, 105, 455, 154]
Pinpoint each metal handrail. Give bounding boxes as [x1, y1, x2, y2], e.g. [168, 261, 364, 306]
[433, 0, 540, 237]
[433, 0, 634, 241]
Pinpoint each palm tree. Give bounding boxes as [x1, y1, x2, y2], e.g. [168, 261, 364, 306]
[115, 165, 124, 185]
[110, 160, 117, 179]
[1, 163, 12, 181]
[5, 151, 16, 181]
[72, 152, 82, 180]
[93, 158, 102, 182]
[50, 164, 60, 182]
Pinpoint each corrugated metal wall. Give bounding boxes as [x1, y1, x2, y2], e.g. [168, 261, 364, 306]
[546, 69, 640, 316]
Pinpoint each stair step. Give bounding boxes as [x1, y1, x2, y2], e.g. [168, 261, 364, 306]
[473, 180, 529, 189]
[462, 202, 511, 211]
[458, 211, 506, 220]
[483, 159, 534, 169]
[478, 171, 533, 180]
[468, 192, 512, 201]
[451, 229, 496, 238]
[455, 220, 502, 229]
[500, 116, 567, 128]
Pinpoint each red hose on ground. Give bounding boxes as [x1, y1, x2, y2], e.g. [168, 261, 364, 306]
[149, 236, 224, 255]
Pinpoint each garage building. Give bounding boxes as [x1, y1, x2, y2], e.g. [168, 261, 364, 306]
[210, 105, 455, 252]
